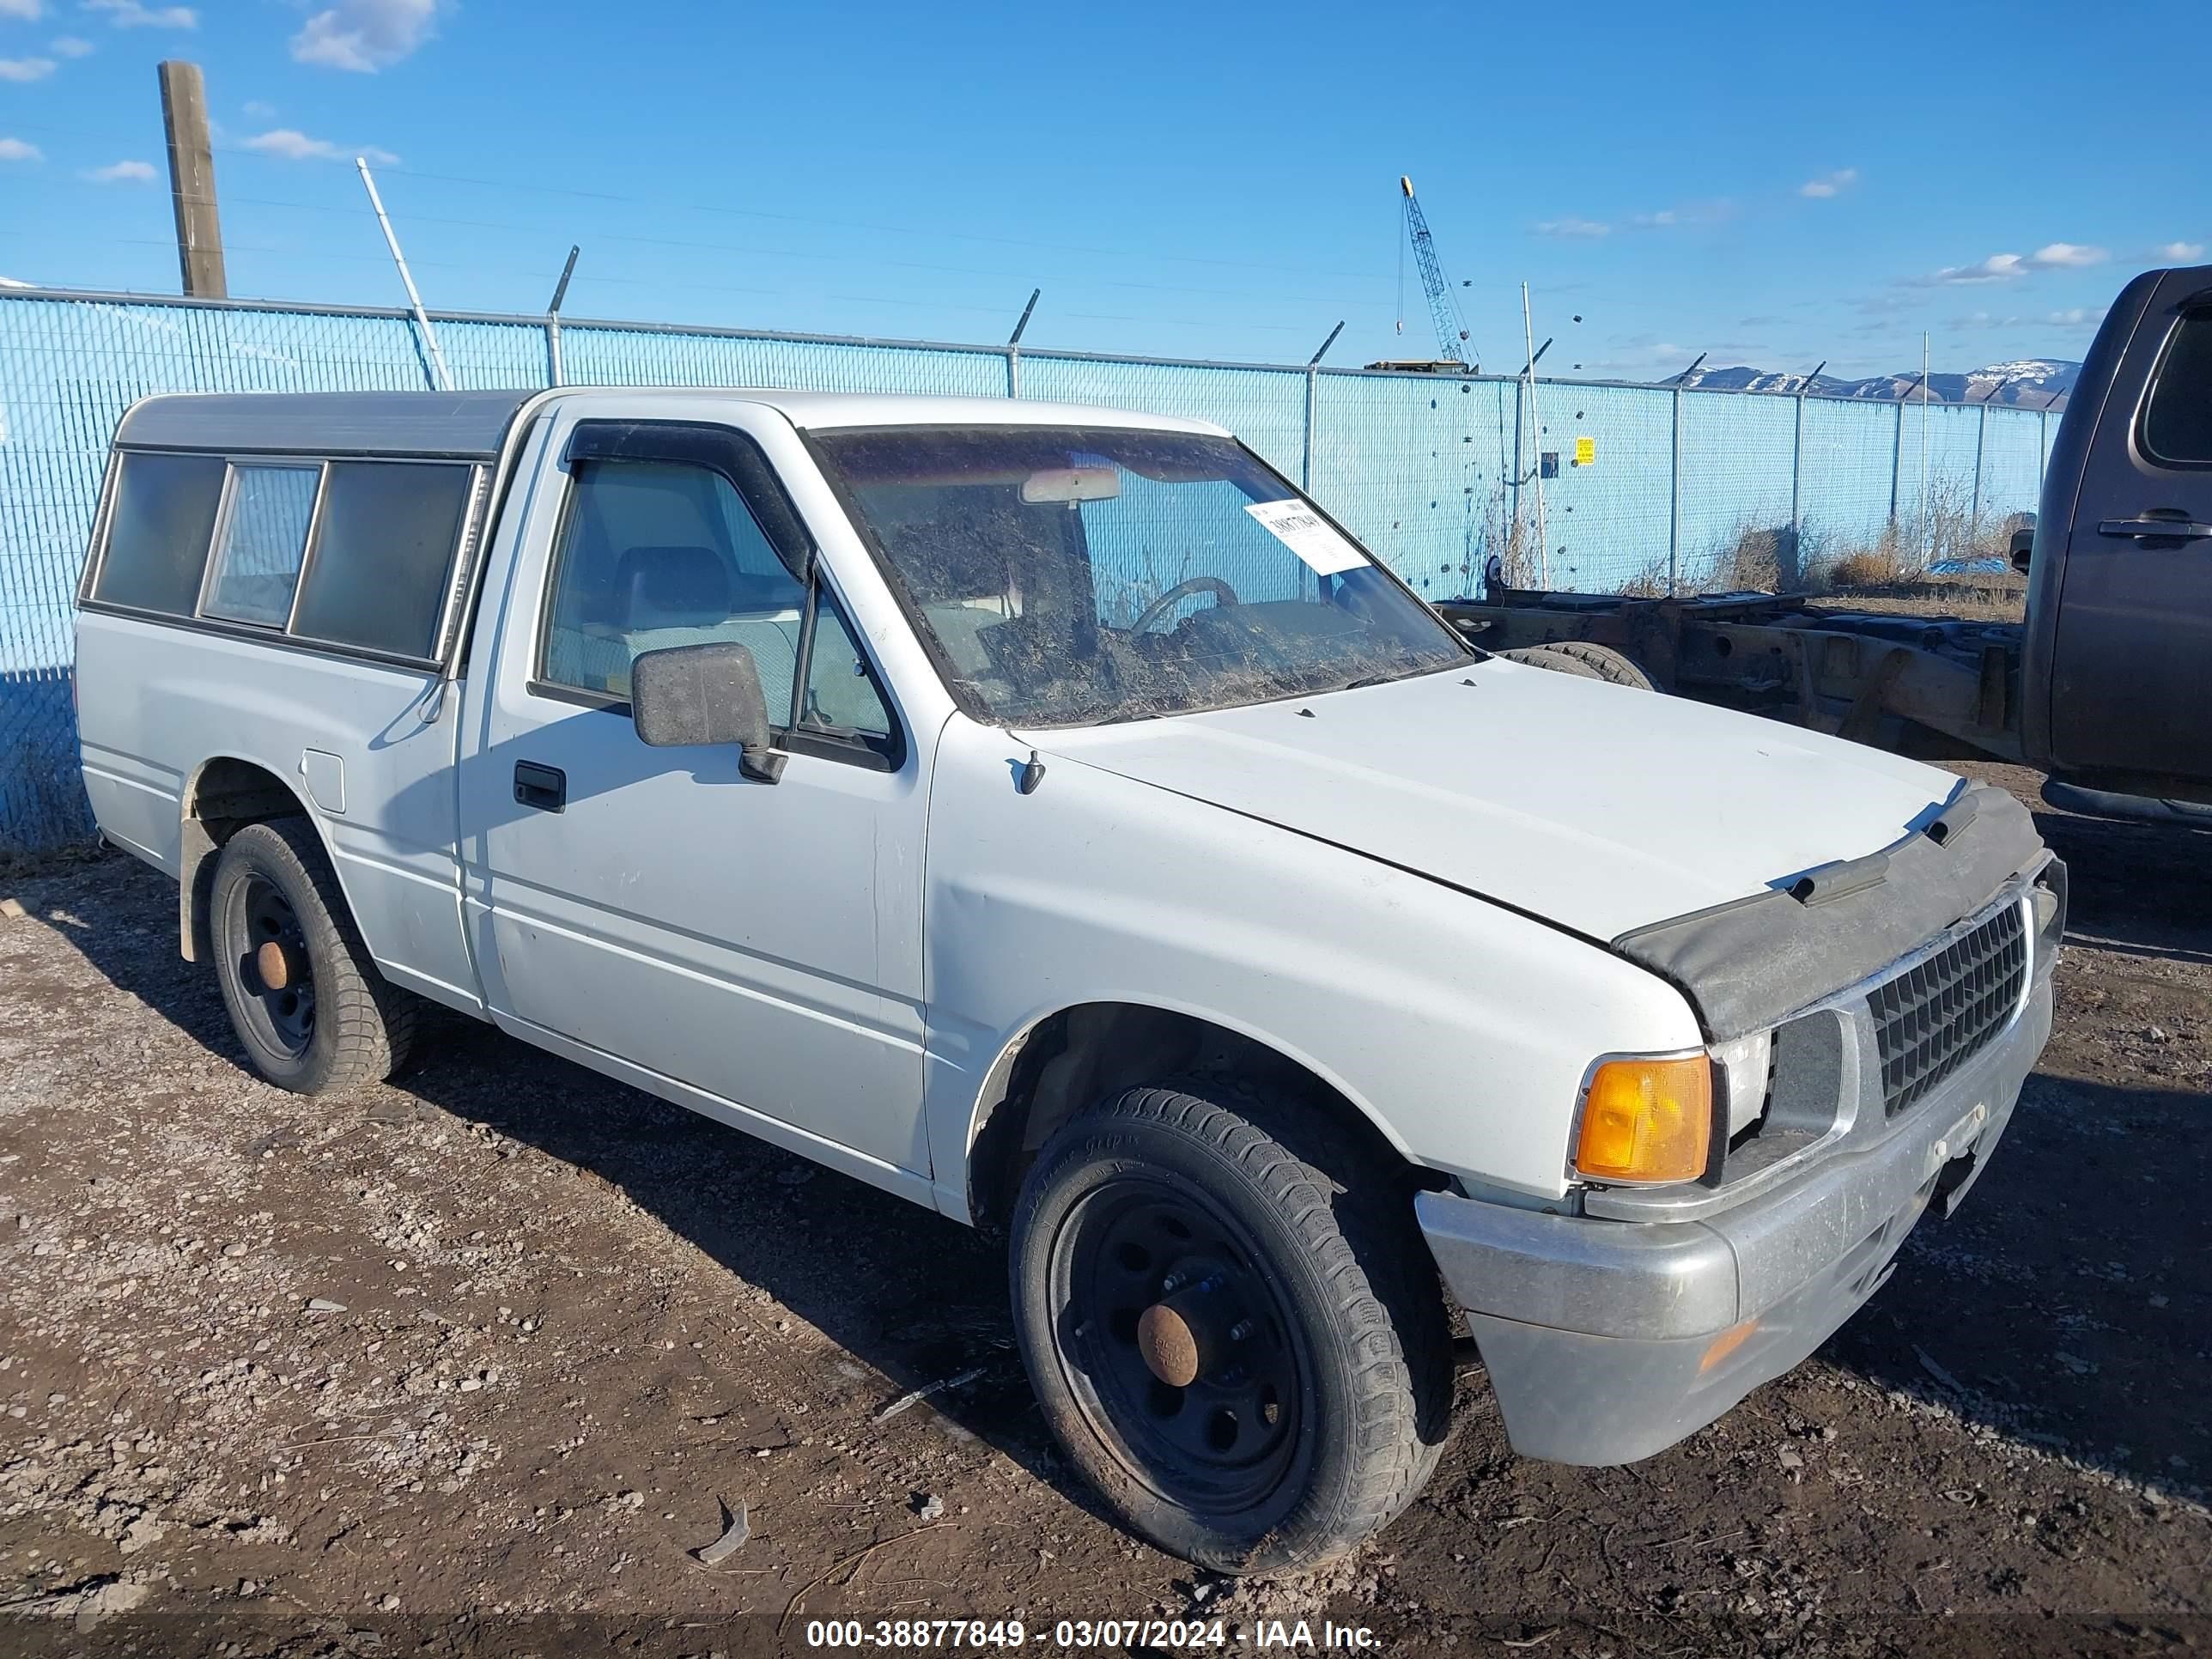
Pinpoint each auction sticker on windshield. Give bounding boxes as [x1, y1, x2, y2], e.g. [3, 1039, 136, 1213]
[1245, 498, 1368, 575]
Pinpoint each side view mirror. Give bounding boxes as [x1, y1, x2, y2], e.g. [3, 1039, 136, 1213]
[629, 641, 785, 782]
[2009, 526, 2035, 574]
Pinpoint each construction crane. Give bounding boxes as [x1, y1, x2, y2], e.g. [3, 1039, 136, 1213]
[1398, 175, 1476, 370]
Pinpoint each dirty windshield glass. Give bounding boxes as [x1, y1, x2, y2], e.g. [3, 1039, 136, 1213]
[811, 427, 1468, 726]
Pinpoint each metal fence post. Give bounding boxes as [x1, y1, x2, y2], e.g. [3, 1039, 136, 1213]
[1668, 385, 1682, 597]
[1302, 365, 1317, 490]
[1509, 374, 1525, 560]
[1970, 401, 1988, 534]
[544, 314, 563, 388]
[1789, 391, 1806, 588]
[1006, 345, 1020, 398]
[1888, 398, 1905, 526]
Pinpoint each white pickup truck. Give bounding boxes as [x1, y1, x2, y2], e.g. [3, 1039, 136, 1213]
[74, 387, 2063, 1572]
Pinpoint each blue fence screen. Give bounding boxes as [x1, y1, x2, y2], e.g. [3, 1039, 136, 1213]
[0, 289, 2054, 850]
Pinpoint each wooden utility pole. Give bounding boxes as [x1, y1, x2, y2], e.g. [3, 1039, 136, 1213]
[157, 60, 227, 298]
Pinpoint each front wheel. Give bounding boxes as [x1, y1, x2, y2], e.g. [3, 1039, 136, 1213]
[1010, 1083, 1452, 1573]
[210, 818, 421, 1095]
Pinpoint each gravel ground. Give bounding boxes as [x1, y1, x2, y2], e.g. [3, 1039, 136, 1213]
[1, 761, 2206, 1658]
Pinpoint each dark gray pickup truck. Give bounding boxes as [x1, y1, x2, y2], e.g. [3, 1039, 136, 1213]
[1445, 263, 2212, 815]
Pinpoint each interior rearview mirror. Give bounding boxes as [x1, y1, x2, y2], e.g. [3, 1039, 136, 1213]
[629, 641, 785, 782]
[1020, 465, 1121, 505]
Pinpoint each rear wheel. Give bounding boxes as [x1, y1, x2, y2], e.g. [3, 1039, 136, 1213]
[1500, 643, 1601, 680]
[1527, 640, 1655, 690]
[1501, 641, 1655, 689]
[210, 818, 421, 1095]
[1010, 1082, 1452, 1573]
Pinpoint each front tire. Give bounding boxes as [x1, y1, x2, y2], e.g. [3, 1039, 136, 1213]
[1010, 1083, 1452, 1573]
[210, 818, 420, 1095]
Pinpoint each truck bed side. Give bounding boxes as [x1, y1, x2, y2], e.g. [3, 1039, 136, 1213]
[76, 592, 479, 1013]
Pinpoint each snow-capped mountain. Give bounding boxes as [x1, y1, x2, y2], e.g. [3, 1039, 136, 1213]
[1671, 358, 2078, 407]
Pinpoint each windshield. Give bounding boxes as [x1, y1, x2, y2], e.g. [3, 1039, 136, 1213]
[810, 426, 1470, 726]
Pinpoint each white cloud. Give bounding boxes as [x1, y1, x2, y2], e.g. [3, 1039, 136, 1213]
[243, 126, 398, 164]
[242, 98, 276, 118]
[2155, 240, 2204, 262]
[2027, 241, 2106, 269]
[84, 157, 155, 183]
[290, 0, 438, 72]
[1915, 241, 2109, 286]
[1581, 337, 1705, 374]
[0, 0, 41, 20]
[1799, 167, 1859, 198]
[1631, 199, 1735, 230]
[0, 137, 43, 162]
[1534, 216, 1610, 239]
[0, 274, 33, 288]
[0, 56, 57, 80]
[49, 33, 91, 53]
[83, 0, 198, 27]
[1923, 252, 2029, 285]
[1953, 307, 2104, 331]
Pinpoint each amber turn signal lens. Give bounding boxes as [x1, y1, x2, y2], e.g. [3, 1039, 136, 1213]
[1575, 1056, 1714, 1183]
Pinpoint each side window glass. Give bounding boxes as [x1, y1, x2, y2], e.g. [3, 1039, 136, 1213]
[540, 457, 805, 708]
[292, 461, 475, 658]
[92, 452, 227, 615]
[2142, 311, 2212, 466]
[202, 464, 319, 627]
[800, 592, 892, 738]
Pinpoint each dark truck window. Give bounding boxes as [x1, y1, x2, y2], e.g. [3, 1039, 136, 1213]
[292, 461, 475, 659]
[91, 452, 227, 615]
[2143, 310, 2212, 466]
[201, 464, 319, 627]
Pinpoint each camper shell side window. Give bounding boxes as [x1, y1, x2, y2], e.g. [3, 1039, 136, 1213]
[82, 448, 486, 666]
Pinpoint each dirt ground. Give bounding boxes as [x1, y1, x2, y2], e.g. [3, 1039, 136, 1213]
[1, 759, 2206, 1659]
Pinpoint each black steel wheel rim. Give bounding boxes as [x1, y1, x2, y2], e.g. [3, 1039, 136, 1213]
[1048, 1173, 1310, 1514]
[228, 874, 315, 1059]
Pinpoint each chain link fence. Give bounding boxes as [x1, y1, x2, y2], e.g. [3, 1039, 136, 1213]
[0, 287, 2057, 851]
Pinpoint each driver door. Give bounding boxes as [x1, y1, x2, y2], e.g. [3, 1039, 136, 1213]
[458, 404, 931, 1181]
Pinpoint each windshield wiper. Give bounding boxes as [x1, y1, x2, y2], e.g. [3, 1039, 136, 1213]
[1340, 653, 1466, 693]
[1340, 666, 1415, 691]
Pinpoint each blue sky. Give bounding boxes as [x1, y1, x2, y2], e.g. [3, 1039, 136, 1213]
[1, 0, 2205, 380]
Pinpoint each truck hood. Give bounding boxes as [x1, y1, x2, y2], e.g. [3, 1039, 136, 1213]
[1030, 659, 1961, 942]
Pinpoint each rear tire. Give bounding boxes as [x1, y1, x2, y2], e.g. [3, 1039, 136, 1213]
[1499, 643, 1601, 680]
[1527, 640, 1656, 690]
[210, 818, 421, 1095]
[1502, 641, 1654, 690]
[1009, 1081, 1452, 1573]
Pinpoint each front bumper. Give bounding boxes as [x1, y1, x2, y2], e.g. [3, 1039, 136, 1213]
[1418, 961, 2053, 1466]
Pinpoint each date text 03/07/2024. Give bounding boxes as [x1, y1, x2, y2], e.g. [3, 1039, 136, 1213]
[799, 1618, 1382, 1649]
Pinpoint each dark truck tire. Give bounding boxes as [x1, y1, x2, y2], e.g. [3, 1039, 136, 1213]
[209, 817, 422, 1096]
[1503, 641, 1655, 690]
[1009, 1081, 1452, 1573]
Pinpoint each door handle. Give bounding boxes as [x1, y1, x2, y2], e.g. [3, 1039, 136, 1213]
[514, 760, 566, 813]
[2100, 517, 2212, 542]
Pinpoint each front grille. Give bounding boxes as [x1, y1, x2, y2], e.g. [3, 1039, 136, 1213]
[1869, 900, 2027, 1116]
